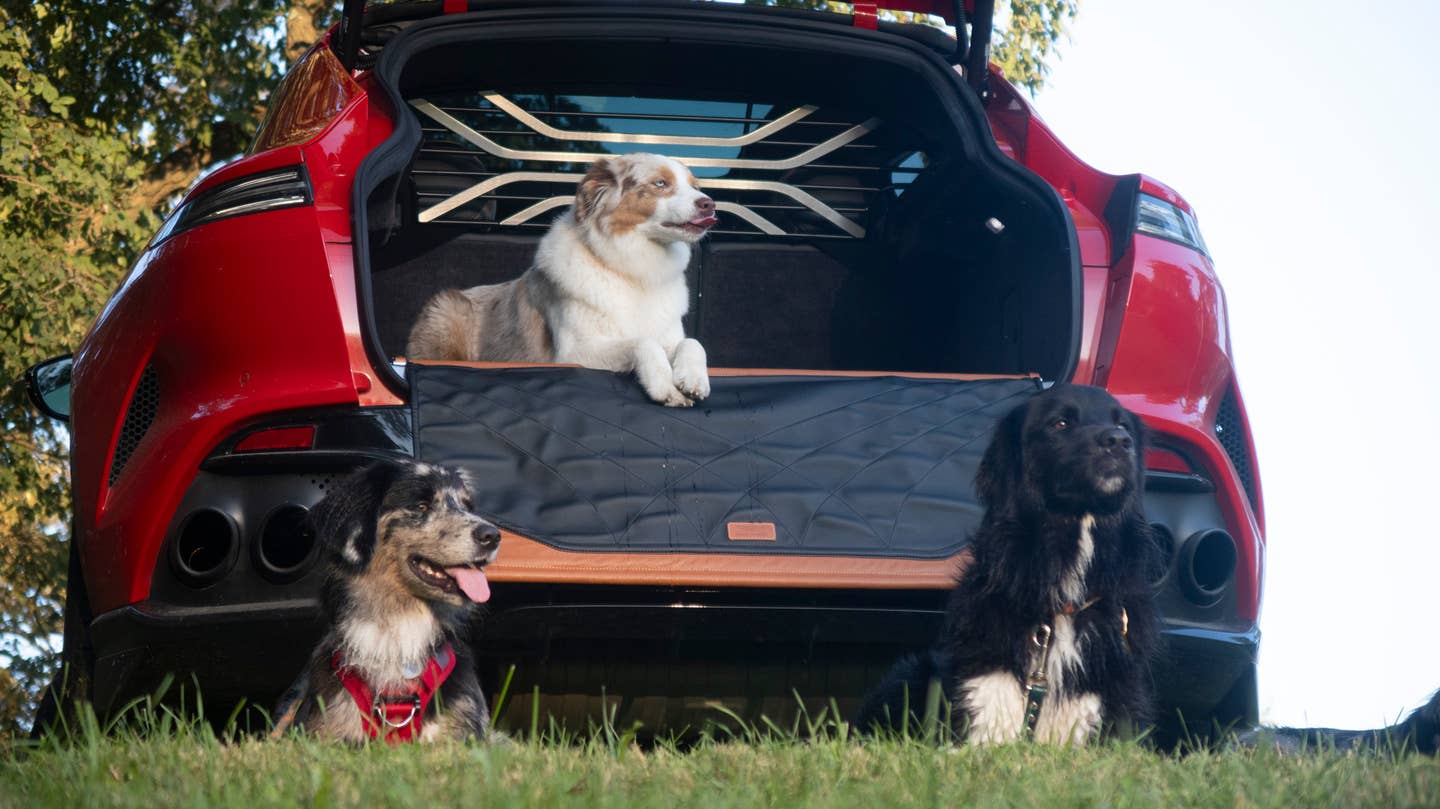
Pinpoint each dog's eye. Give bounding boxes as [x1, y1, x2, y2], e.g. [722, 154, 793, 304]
[416, 502, 429, 513]
[653, 178, 667, 188]
[1052, 418, 1069, 431]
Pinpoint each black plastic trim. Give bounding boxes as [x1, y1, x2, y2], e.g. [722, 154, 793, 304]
[201, 405, 413, 473]
[1144, 470, 1215, 494]
[1101, 173, 1141, 265]
[350, 4, 1083, 395]
[965, 0, 994, 97]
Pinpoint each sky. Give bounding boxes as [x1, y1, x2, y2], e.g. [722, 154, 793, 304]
[1029, 0, 1440, 728]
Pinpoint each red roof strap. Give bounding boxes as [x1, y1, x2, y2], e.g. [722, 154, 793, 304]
[442, 0, 467, 13]
[333, 642, 457, 743]
[853, 1, 879, 29]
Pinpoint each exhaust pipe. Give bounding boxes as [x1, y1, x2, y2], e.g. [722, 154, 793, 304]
[170, 508, 240, 586]
[1177, 528, 1237, 606]
[254, 504, 317, 583]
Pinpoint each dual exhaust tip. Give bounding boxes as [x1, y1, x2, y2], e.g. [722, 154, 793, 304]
[170, 504, 317, 587]
[169, 507, 1237, 605]
[1151, 524, 1238, 606]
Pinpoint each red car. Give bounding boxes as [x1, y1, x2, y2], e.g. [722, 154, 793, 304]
[28, 0, 1262, 742]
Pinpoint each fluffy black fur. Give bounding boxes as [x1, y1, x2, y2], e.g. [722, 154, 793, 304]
[855, 384, 1162, 743]
[1238, 690, 1440, 755]
[272, 459, 500, 742]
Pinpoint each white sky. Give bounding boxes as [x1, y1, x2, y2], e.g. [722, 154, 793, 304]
[1032, 0, 1440, 728]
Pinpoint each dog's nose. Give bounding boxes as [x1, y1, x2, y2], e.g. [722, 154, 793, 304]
[695, 196, 715, 214]
[474, 523, 501, 548]
[1099, 428, 1133, 451]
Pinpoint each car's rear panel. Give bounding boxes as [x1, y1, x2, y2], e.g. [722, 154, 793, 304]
[72, 0, 1263, 738]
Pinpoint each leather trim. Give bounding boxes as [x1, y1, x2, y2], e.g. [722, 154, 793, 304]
[406, 359, 1035, 382]
[485, 531, 970, 589]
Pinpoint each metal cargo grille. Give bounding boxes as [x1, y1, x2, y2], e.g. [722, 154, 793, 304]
[109, 365, 159, 487]
[408, 91, 927, 240]
[1213, 388, 1256, 510]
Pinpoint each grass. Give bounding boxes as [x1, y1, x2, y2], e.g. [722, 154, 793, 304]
[2, 694, 1438, 809]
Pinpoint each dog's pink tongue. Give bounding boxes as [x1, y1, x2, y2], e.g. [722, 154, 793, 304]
[690, 214, 718, 227]
[447, 566, 490, 603]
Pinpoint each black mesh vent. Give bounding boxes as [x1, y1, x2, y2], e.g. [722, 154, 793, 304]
[109, 365, 159, 487]
[1214, 387, 1256, 510]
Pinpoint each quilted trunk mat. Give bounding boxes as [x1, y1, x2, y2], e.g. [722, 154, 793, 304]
[411, 365, 1039, 559]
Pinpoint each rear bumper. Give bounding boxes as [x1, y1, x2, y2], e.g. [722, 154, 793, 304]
[88, 586, 1258, 735]
[93, 396, 1260, 734]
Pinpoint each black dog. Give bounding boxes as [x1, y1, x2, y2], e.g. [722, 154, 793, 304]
[272, 460, 500, 742]
[856, 384, 1161, 744]
[1238, 690, 1440, 755]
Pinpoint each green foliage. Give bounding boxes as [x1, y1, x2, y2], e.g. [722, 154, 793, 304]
[3, 1, 290, 191]
[0, 0, 298, 736]
[741, 0, 1079, 94]
[0, 10, 157, 738]
[992, 0, 1079, 94]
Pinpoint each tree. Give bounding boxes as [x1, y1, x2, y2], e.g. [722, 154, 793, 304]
[743, 0, 1079, 94]
[0, 9, 155, 736]
[0, 0, 314, 736]
[992, 0, 1079, 94]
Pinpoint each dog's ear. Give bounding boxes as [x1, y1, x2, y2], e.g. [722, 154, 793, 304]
[310, 461, 400, 570]
[574, 158, 618, 222]
[975, 399, 1028, 511]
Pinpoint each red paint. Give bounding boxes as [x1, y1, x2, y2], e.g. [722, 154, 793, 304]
[853, 2, 879, 29]
[234, 426, 316, 453]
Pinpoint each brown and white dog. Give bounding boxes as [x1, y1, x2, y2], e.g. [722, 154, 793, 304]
[406, 153, 718, 407]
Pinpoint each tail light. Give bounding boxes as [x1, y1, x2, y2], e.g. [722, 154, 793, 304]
[1145, 447, 1197, 476]
[250, 43, 360, 154]
[1135, 193, 1209, 255]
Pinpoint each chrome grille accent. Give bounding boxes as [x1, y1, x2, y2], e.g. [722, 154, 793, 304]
[408, 92, 927, 239]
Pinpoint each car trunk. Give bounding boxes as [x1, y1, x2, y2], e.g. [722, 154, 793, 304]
[352, 4, 1079, 564]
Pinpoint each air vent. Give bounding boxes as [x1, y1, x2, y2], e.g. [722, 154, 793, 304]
[1213, 388, 1256, 510]
[109, 365, 160, 487]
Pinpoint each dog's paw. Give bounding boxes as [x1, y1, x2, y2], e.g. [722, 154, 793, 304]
[634, 341, 693, 407]
[671, 339, 710, 401]
[655, 385, 695, 408]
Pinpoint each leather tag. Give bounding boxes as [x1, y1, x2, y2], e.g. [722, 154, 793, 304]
[727, 522, 777, 541]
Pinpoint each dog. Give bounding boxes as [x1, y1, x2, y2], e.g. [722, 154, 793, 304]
[1236, 690, 1440, 755]
[855, 384, 1161, 745]
[270, 460, 500, 743]
[406, 152, 718, 408]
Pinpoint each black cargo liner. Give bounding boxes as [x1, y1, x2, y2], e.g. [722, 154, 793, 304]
[412, 364, 1038, 558]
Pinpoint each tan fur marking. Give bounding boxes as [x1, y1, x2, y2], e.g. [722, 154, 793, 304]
[606, 165, 672, 236]
[407, 289, 477, 361]
[574, 159, 616, 221]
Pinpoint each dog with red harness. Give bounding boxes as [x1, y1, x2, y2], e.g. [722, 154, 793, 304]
[270, 460, 499, 742]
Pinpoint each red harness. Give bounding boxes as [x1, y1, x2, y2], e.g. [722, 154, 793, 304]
[332, 643, 457, 743]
